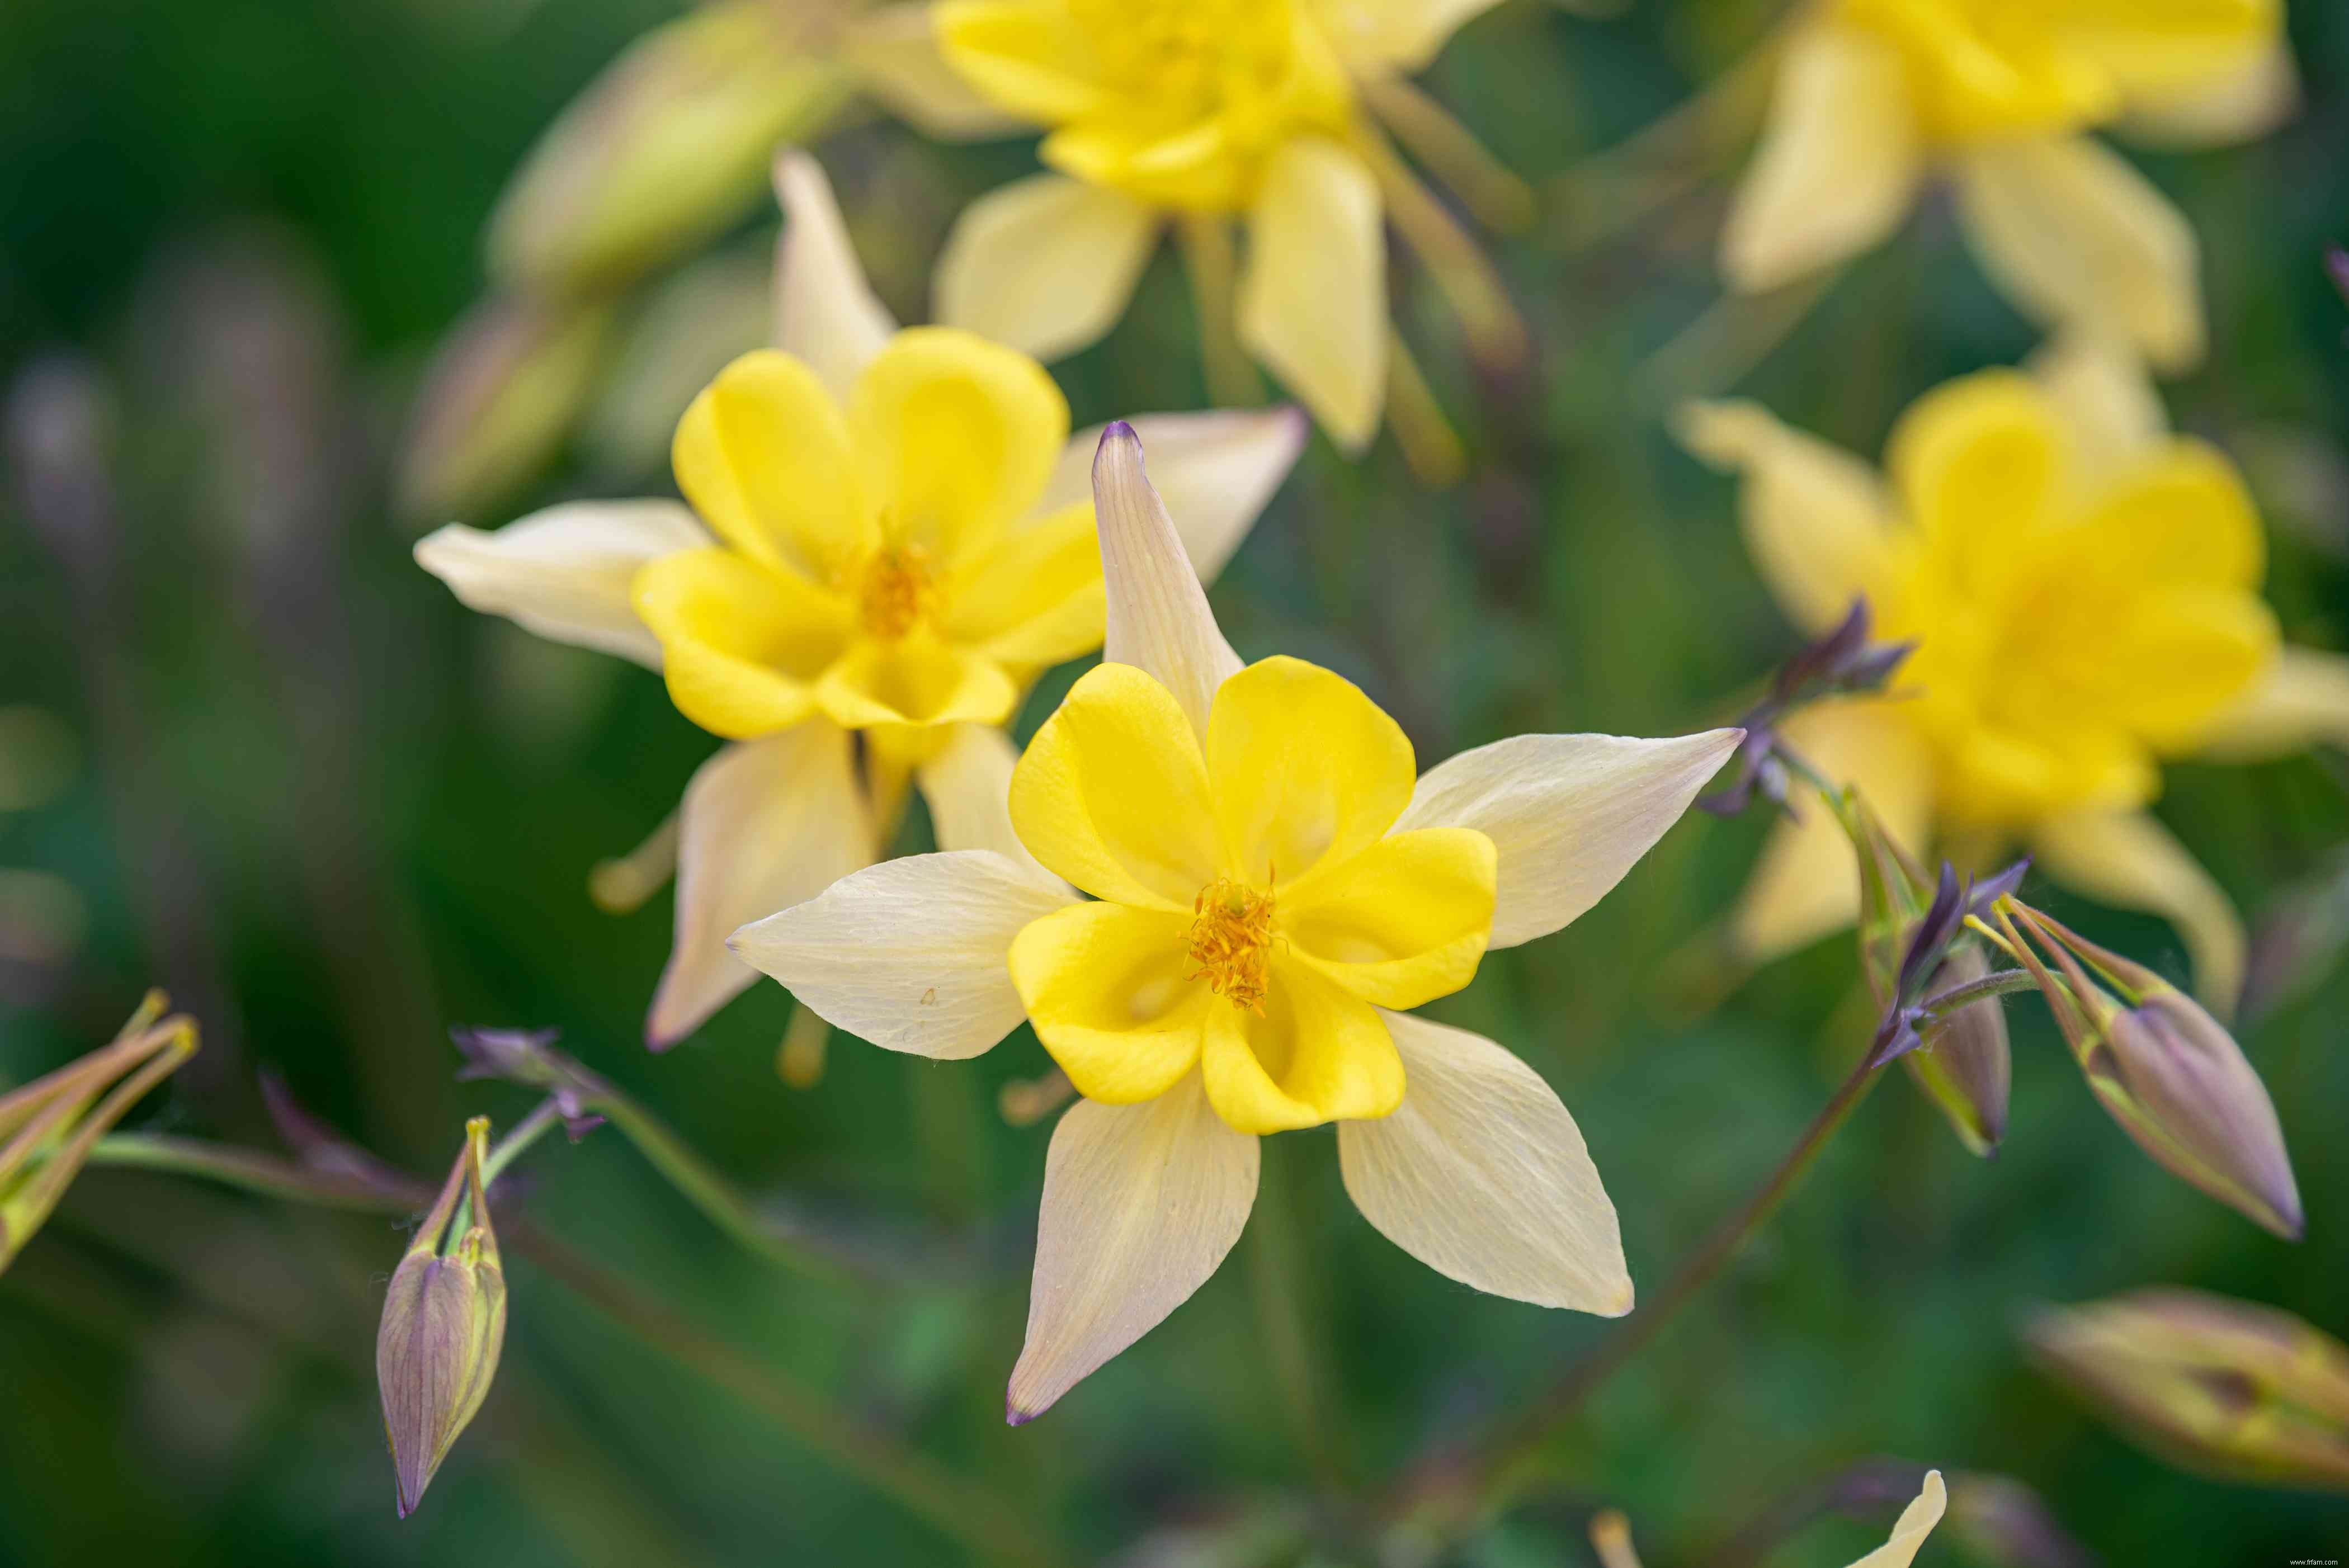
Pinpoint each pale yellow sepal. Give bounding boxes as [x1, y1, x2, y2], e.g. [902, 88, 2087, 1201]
[935, 173, 1161, 363]
[772, 152, 895, 400]
[1238, 138, 1388, 452]
[413, 500, 710, 668]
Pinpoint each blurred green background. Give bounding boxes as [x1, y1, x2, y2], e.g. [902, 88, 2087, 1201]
[5, 1, 2349, 1563]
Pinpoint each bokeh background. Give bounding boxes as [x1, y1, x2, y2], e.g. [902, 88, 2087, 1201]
[5, 1, 2349, 1563]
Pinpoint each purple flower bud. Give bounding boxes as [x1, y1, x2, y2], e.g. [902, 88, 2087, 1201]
[1905, 943, 2012, 1158]
[378, 1117, 507, 1518]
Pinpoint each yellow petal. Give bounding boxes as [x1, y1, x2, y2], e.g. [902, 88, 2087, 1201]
[1338, 1011, 1630, 1312]
[1846, 1470, 1945, 1568]
[1729, 700, 1937, 963]
[811, 635, 1020, 730]
[672, 350, 875, 580]
[2055, 0, 2280, 108]
[2065, 438, 2263, 591]
[772, 153, 896, 402]
[1884, 369, 2065, 580]
[1093, 422, 1243, 738]
[1205, 656, 1417, 887]
[1314, 0, 1508, 72]
[848, 327, 1069, 568]
[942, 501, 1105, 672]
[1041, 408, 1308, 583]
[1200, 958, 1402, 1133]
[2196, 646, 2349, 761]
[1043, 119, 1244, 211]
[1009, 661, 1221, 909]
[1011, 901, 1210, 1103]
[648, 725, 879, 1047]
[2119, 36, 2297, 147]
[1238, 137, 1386, 452]
[2026, 330, 2169, 489]
[934, 174, 1160, 363]
[2032, 808, 2246, 1014]
[731, 848, 1077, 1059]
[839, 2, 1030, 140]
[413, 500, 710, 668]
[1007, 1074, 1257, 1423]
[1954, 136, 2204, 375]
[1675, 399, 1896, 635]
[1719, 22, 1922, 294]
[633, 547, 853, 738]
[935, 0, 1103, 125]
[1282, 828, 1493, 1008]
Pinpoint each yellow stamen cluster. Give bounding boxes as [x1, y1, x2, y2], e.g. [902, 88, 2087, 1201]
[1186, 877, 1279, 1013]
[855, 542, 941, 641]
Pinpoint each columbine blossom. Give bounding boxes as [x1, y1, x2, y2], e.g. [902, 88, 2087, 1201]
[731, 421, 1740, 1418]
[1681, 335, 2349, 1009]
[1720, 0, 2293, 372]
[922, 0, 1520, 451]
[417, 155, 1303, 1047]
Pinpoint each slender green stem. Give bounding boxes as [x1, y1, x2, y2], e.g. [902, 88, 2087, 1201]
[1246, 1139, 1348, 1501]
[482, 1097, 567, 1186]
[1401, 1046, 1888, 1534]
[512, 1223, 1074, 1568]
[84, 1134, 423, 1212]
[1917, 967, 2039, 1020]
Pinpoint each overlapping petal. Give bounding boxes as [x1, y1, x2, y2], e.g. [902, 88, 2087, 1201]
[632, 547, 852, 738]
[1200, 958, 1402, 1132]
[672, 350, 875, 579]
[730, 849, 1078, 1059]
[1281, 828, 1494, 1008]
[648, 724, 877, 1047]
[1092, 423, 1244, 737]
[1010, 902, 1210, 1103]
[1042, 408, 1308, 583]
[1204, 656, 1417, 887]
[810, 636, 1021, 731]
[941, 502, 1105, 672]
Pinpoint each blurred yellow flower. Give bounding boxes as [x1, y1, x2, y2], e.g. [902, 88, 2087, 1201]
[1721, 0, 2293, 372]
[924, 0, 1521, 452]
[418, 155, 1303, 1047]
[735, 421, 1742, 1418]
[1682, 336, 2349, 1010]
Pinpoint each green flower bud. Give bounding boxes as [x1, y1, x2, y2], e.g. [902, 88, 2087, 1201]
[485, 2, 857, 296]
[2008, 905, 2300, 1239]
[2026, 1290, 2349, 1494]
[0, 993, 196, 1274]
[378, 1116, 507, 1518]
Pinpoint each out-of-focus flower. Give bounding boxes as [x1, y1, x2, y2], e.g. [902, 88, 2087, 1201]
[2025, 1289, 2349, 1494]
[378, 1116, 507, 1518]
[0, 993, 197, 1274]
[1945, 1473, 2096, 1568]
[1718, 0, 2294, 371]
[732, 422, 1740, 1418]
[451, 1026, 607, 1142]
[928, 0, 1529, 452]
[1683, 336, 2349, 1013]
[1589, 1470, 1947, 1568]
[2002, 901, 2299, 1238]
[418, 155, 1305, 1050]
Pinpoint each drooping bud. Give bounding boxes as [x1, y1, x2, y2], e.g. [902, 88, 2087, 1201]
[1903, 942, 2012, 1158]
[484, 2, 856, 295]
[393, 295, 615, 526]
[0, 993, 197, 1274]
[2005, 904, 2301, 1239]
[378, 1117, 507, 1518]
[2025, 1289, 2349, 1494]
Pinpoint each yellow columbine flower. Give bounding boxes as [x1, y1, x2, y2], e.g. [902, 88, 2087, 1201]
[733, 422, 1740, 1418]
[925, 0, 1522, 451]
[1595, 1471, 1945, 1568]
[1720, 0, 2293, 372]
[1681, 335, 2349, 1010]
[417, 155, 1303, 1048]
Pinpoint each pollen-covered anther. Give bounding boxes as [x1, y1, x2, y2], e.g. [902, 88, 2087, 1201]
[1186, 877, 1279, 1012]
[855, 541, 941, 640]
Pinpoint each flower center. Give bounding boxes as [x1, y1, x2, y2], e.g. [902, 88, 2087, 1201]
[1186, 877, 1280, 1013]
[1071, 0, 1299, 118]
[855, 542, 940, 641]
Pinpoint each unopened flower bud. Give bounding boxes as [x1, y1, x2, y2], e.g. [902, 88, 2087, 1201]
[2008, 905, 2300, 1238]
[394, 296, 615, 526]
[2025, 1289, 2349, 1494]
[0, 993, 196, 1274]
[1905, 942, 2012, 1158]
[485, 2, 856, 295]
[378, 1116, 507, 1518]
